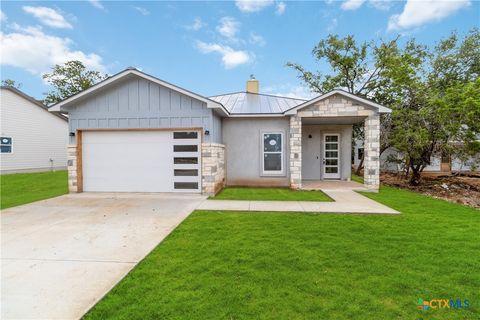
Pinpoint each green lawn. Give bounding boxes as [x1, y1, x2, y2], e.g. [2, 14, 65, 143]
[84, 185, 479, 320]
[1, 171, 68, 209]
[211, 187, 332, 201]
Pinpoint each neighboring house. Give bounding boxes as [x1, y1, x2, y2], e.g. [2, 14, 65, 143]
[49, 68, 391, 194]
[0, 86, 68, 174]
[353, 141, 480, 174]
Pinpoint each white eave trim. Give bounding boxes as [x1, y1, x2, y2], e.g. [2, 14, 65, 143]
[283, 89, 392, 115]
[49, 69, 228, 115]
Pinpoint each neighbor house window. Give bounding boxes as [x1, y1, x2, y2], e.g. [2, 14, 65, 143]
[0, 137, 12, 153]
[262, 132, 284, 174]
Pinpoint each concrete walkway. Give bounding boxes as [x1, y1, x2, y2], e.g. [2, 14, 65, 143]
[1, 193, 206, 320]
[197, 189, 399, 214]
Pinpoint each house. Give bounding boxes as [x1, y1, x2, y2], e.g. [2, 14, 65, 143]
[49, 68, 391, 194]
[353, 141, 480, 174]
[0, 86, 68, 174]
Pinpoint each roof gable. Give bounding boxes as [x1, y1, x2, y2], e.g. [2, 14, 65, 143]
[49, 68, 228, 115]
[284, 89, 391, 115]
[1, 86, 67, 121]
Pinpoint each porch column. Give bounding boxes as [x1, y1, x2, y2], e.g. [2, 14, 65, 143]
[289, 115, 302, 189]
[364, 114, 380, 191]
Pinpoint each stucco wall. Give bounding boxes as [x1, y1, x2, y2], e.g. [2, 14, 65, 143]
[222, 117, 290, 186]
[65, 75, 221, 144]
[0, 89, 68, 173]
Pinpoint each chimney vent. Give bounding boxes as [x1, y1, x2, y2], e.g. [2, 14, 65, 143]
[246, 75, 259, 94]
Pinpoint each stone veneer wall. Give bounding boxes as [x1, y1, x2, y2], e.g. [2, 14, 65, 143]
[289, 116, 302, 189]
[67, 144, 78, 193]
[289, 94, 380, 191]
[202, 143, 225, 195]
[363, 115, 380, 190]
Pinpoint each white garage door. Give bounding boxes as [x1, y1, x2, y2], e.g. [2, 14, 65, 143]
[82, 130, 201, 192]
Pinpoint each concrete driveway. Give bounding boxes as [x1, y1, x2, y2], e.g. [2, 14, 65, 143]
[1, 193, 205, 320]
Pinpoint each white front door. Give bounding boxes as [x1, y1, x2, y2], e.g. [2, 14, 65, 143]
[323, 134, 340, 179]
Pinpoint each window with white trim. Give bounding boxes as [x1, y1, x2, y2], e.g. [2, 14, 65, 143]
[262, 132, 284, 174]
[0, 137, 12, 153]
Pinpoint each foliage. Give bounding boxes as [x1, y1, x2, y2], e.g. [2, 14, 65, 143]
[1, 171, 68, 209]
[84, 186, 480, 320]
[42, 60, 107, 104]
[210, 187, 331, 201]
[288, 30, 480, 184]
[1, 79, 22, 89]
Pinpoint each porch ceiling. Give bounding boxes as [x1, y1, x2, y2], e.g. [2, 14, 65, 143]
[301, 116, 366, 125]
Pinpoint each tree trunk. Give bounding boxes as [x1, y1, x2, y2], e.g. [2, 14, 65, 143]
[355, 154, 364, 176]
[409, 164, 422, 186]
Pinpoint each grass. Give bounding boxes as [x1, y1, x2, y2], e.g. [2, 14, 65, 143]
[84, 185, 479, 320]
[1, 170, 68, 209]
[211, 187, 332, 201]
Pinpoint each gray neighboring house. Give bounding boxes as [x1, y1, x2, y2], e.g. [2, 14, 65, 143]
[49, 68, 391, 194]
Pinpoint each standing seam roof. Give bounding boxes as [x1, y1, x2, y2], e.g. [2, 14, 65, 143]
[209, 92, 306, 114]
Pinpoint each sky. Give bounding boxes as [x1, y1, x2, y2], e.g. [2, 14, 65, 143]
[1, 0, 479, 100]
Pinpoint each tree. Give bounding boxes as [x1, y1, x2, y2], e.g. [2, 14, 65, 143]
[43, 60, 107, 104]
[287, 34, 426, 174]
[1, 79, 22, 89]
[391, 30, 480, 185]
[287, 30, 480, 185]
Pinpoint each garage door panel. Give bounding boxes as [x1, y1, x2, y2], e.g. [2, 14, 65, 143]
[82, 131, 200, 193]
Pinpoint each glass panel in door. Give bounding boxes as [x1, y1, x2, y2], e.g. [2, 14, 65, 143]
[323, 134, 340, 179]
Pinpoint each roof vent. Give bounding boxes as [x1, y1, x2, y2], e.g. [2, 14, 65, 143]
[246, 75, 259, 94]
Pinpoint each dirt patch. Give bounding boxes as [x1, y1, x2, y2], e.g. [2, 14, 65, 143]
[381, 172, 480, 209]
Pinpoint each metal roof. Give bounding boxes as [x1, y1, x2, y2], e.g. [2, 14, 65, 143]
[209, 92, 307, 115]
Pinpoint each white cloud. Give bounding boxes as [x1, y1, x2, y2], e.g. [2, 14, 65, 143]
[276, 2, 286, 15]
[327, 18, 338, 32]
[235, 0, 274, 13]
[249, 31, 266, 46]
[186, 17, 205, 31]
[369, 0, 392, 11]
[0, 25, 106, 76]
[341, 0, 366, 10]
[88, 0, 104, 10]
[22, 6, 72, 29]
[263, 84, 317, 100]
[133, 6, 150, 16]
[388, 0, 470, 31]
[195, 41, 252, 69]
[216, 16, 241, 42]
[1, 10, 7, 22]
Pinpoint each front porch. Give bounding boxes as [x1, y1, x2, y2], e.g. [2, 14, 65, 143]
[286, 92, 382, 191]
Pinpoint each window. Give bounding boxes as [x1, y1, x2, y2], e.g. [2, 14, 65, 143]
[262, 132, 283, 174]
[173, 145, 198, 152]
[174, 132, 198, 139]
[1, 137, 12, 153]
[174, 182, 198, 189]
[174, 169, 198, 176]
[174, 157, 198, 164]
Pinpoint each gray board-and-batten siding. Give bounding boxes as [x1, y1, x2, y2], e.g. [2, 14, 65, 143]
[65, 75, 222, 144]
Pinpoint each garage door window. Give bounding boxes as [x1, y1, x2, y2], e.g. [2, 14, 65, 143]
[174, 169, 198, 176]
[174, 182, 199, 189]
[174, 157, 198, 164]
[173, 131, 201, 192]
[173, 145, 198, 152]
[174, 132, 198, 139]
